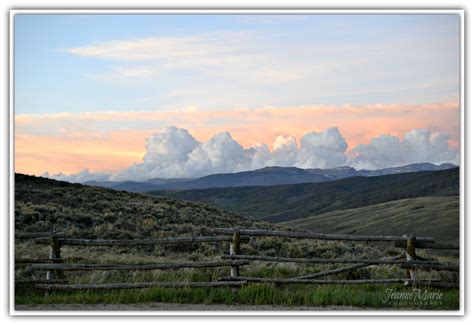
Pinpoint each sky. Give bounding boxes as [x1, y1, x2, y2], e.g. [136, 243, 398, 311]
[14, 14, 461, 181]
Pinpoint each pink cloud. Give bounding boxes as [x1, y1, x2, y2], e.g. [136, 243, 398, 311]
[15, 101, 459, 176]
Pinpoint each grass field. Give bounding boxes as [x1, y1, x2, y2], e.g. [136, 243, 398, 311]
[14, 174, 460, 310]
[15, 284, 459, 310]
[283, 196, 459, 243]
[15, 236, 460, 310]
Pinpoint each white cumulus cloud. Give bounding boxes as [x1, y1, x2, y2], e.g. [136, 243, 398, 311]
[349, 129, 459, 170]
[110, 126, 199, 181]
[44, 126, 459, 183]
[48, 169, 110, 183]
[182, 131, 255, 177]
[268, 135, 298, 167]
[296, 127, 348, 169]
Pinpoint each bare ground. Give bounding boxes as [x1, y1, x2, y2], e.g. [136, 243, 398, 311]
[15, 303, 369, 311]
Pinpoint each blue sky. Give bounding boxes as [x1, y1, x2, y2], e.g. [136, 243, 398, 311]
[14, 14, 460, 114]
[14, 14, 461, 178]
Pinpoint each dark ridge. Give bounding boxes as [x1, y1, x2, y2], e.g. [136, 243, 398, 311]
[149, 168, 459, 223]
[14, 173, 273, 239]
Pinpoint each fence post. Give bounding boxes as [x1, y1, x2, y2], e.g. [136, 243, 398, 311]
[46, 234, 61, 281]
[230, 230, 241, 278]
[403, 234, 416, 286]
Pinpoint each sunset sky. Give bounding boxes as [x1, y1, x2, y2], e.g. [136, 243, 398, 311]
[14, 14, 461, 181]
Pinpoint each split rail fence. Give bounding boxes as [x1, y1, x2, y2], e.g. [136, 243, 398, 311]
[15, 228, 460, 292]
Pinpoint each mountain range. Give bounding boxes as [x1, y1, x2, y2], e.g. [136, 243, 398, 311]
[84, 162, 456, 193]
[16, 166, 460, 243]
[150, 167, 459, 223]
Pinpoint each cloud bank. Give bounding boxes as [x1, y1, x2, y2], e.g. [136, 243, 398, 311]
[44, 169, 110, 183]
[47, 126, 459, 183]
[15, 102, 459, 177]
[350, 129, 460, 170]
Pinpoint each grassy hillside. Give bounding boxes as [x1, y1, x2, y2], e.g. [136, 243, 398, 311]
[15, 173, 269, 239]
[149, 168, 459, 223]
[13, 173, 406, 281]
[16, 173, 379, 261]
[14, 173, 459, 309]
[283, 196, 459, 243]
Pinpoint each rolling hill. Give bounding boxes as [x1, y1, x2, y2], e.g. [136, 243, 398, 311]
[283, 196, 459, 243]
[14, 173, 271, 239]
[84, 163, 456, 192]
[149, 168, 459, 223]
[17, 173, 458, 309]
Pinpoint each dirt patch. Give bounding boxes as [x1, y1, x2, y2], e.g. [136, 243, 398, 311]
[16, 302, 368, 311]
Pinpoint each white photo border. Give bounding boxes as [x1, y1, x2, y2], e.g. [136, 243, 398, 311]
[8, 8, 466, 317]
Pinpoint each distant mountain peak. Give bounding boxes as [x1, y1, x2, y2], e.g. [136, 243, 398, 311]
[333, 166, 354, 170]
[84, 162, 457, 193]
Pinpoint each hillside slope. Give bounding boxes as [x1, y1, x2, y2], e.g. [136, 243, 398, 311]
[15, 173, 269, 239]
[84, 163, 456, 192]
[149, 168, 459, 223]
[163, 166, 331, 189]
[283, 196, 459, 243]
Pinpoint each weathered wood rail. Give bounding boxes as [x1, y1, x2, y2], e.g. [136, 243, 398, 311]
[34, 235, 234, 246]
[35, 281, 248, 291]
[291, 254, 406, 280]
[222, 254, 459, 272]
[15, 232, 66, 239]
[15, 257, 64, 264]
[218, 276, 459, 289]
[394, 241, 459, 250]
[212, 228, 436, 243]
[27, 260, 249, 272]
[15, 228, 459, 292]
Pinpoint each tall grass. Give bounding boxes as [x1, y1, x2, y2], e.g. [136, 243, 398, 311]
[15, 283, 459, 310]
[15, 236, 460, 310]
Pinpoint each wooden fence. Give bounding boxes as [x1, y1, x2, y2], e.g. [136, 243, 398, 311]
[15, 228, 460, 292]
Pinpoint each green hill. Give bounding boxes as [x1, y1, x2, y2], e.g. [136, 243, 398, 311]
[149, 168, 459, 223]
[14, 173, 270, 239]
[283, 196, 459, 243]
[14, 173, 397, 276]
[14, 173, 459, 309]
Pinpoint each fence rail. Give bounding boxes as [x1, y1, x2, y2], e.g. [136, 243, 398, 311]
[291, 254, 405, 280]
[15, 232, 65, 239]
[27, 260, 250, 272]
[222, 254, 459, 272]
[34, 235, 234, 246]
[213, 228, 435, 242]
[220, 276, 442, 285]
[15, 227, 459, 292]
[15, 258, 64, 264]
[394, 241, 459, 250]
[35, 281, 248, 291]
